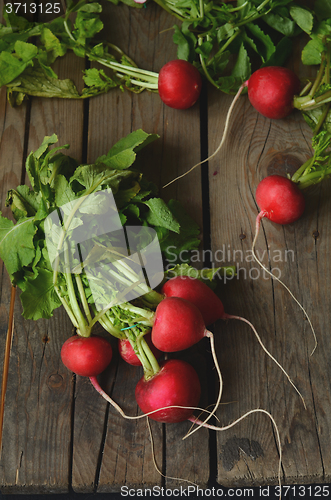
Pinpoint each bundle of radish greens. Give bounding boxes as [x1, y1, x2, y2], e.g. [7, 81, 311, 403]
[0, 0, 328, 103]
[0, 130, 235, 395]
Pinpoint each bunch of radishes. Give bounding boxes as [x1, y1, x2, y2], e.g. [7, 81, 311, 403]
[61, 270, 304, 427]
[60, 276, 214, 424]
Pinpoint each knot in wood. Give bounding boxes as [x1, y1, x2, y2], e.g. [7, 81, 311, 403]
[266, 153, 302, 177]
[47, 373, 64, 391]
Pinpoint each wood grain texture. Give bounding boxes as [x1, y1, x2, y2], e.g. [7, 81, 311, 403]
[0, 0, 85, 489]
[207, 85, 331, 486]
[0, 0, 330, 493]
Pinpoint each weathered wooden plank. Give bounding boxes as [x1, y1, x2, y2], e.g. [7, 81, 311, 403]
[207, 77, 331, 487]
[0, 3, 39, 485]
[71, 324, 118, 493]
[0, 0, 86, 488]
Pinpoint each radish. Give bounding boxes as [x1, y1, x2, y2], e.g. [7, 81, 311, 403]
[118, 332, 162, 366]
[158, 59, 202, 110]
[61, 335, 113, 377]
[135, 359, 201, 423]
[246, 67, 300, 120]
[163, 66, 301, 187]
[255, 175, 305, 225]
[151, 297, 207, 352]
[252, 175, 316, 353]
[158, 279, 305, 408]
[151, 297, 223, 427]
[161, 277, 224, 326]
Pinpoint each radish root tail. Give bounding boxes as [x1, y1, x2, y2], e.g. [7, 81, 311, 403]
[163, 82, 247, 189]
[253, 211, 317, 356]
[89, 376, 215, 420]
[183, 331, 223, 439]
[146, 417, 199, 487]
[187, 408, 282, 500]
[224, 313, 306, 410]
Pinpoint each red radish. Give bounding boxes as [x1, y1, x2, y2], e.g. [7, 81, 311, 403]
[246, 66, 300, 120]
[163, 66, 301, 188]
[135, 358, 201, 423]
[158, 59, 202, 110]
[251, 174, 316, 354]
[118, 332, 162, 366]
[255, 175, 305, 225]
[151, 297, 208, 351]
[162, 277, 224, 326]
[61, 335, 113, 377]
[151, 297, 223, 427]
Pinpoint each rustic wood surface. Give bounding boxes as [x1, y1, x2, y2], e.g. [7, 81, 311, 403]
[0, 0, 330, 494]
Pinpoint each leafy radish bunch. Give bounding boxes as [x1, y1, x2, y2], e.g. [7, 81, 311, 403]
[0, 2, 204, 111]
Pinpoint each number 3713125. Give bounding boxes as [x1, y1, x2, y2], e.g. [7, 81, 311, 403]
[5, 3, 61, 14]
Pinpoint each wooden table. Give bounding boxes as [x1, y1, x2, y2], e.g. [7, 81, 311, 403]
[0, 0, 330, 495]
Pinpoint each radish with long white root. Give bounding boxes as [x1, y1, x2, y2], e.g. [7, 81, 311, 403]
[135, 358, 201, 423]
[163, 52, 331, 188]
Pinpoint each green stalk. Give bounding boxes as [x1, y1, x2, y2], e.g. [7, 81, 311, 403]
[134, 334, 154, 378]
[309, 54, 327, 98]
[291, 157, 315, 183]
[54, 284, 80, 328]
[125, 334, 147, 368]
[111, 260, 164, 304]
[213, 2, 248, 13]
[137, 333, 160, 378]
[198, 39, 220, 89]
[75, 274, 93, 324]
[199, 0, 204, 19]
[119, 302, 155, 324]
[234, 0, 272, 28]
[94, 59, 159, 88]
[152, 0, 186, 21]
[52, 176, 105, 286]
[140, 289, 164, 306]
[97, 312, 124, 339]
[296, 166, 331, 190]
[314, 102, 331, 135]
[207, 29, 242, 69]
[64, 244, 91, 337]
[89, 278, 150, 329]
[61, 1, 159, 92]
